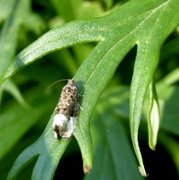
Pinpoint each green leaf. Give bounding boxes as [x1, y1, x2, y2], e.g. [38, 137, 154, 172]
[0, 0, 20, 76]
[19, 0, 45, 35]
[130, 0, 179, 175]
[1, 80, 28, 107]
[158, 68, 179, 86]
[159, 86, 179, 136]
[102, 0, 113, 9]
[161, 37, 179, 61]
[7, 112, 70, 180]
[0, 87, 55, 160]
[0, 0, 37, 105]
[0, 0, 16, 23]
[99, 85, 130, 119]
[50, 0, 82, 21]
[157, 69, 179, 136]
[4, 0, 179, 178]
[0, 135, 38, 180]
[159, 134, 179, 170]
[78, 1, 105, 19]
[0, 0, 44, 77]
[85, 111, 143, 180]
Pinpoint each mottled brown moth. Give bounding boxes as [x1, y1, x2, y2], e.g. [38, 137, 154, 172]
[52, 79, 79, 138]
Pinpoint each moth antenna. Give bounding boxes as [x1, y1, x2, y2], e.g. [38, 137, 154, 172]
[47, 79, 69, 89]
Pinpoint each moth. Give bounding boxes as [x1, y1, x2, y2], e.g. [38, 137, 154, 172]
[52, 79, 79, 139]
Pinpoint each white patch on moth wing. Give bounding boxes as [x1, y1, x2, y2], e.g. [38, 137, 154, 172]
[53, 113, 68, 127]
[53, 113, 68, 138]
[61, 117, 77, 138]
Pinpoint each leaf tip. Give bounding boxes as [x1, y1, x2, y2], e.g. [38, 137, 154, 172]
[149, 145, 156, 151]
[83, 165, 91, 174]
[138, 166, 147, 177]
